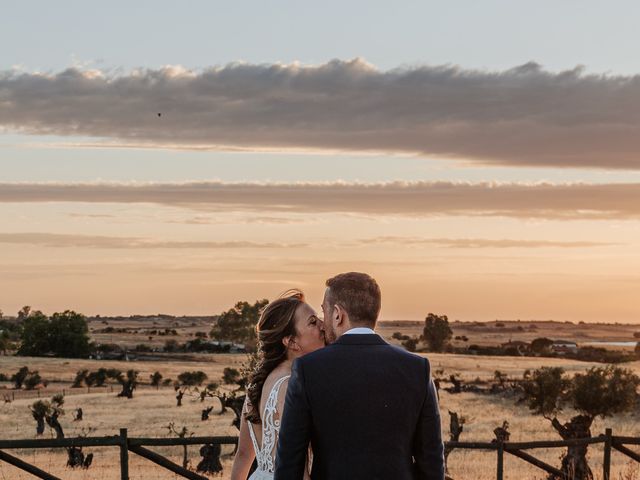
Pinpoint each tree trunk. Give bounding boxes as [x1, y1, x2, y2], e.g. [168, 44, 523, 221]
[216, 394, 227, 414]
[46, 412, 64, 439]
[66, 446, 85, 468]
[444, 411, 464, 480]
[118, 381, 134, 399]
[34, 415, 45, 436]
[549, 415, 594, 480]
[201, 407, 213, 421]
[182, 445, 188, 469]
[196, 444, 223, 474]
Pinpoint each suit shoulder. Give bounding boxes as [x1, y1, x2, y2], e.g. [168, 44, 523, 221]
[385, 344, 431, 369]
[295, 343, 339, 366]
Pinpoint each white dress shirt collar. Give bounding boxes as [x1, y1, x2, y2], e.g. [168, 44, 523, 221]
[343, 327, 376, 335]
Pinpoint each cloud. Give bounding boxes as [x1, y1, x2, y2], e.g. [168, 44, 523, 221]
[356, 236, 618, 248]
[67, 213, 116, 219]
[1, 180, 640, 219]
[3, 60, 640, 168]
[166, 215, 308, 225]
[0, 232, 306, 249]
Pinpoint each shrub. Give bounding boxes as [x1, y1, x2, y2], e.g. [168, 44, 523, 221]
[177, 371, 208, 386]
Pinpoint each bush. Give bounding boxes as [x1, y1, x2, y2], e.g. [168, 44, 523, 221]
[530, 337, 553, 354]
[11, 366, 31, 389]
[402, 337, 418, 352]
[11, 367, 44, 390]
[177, 371, 208, 386]
[222, 367, 241, 385]
[150, 371, 163, 387]
[24, 372, 43, 390]
[72, 369, 89, 388]
[164, 339, 181, 352]
[573, 346, 632, 364]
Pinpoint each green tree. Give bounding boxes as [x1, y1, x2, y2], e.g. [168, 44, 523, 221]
[17, 305, 31, 321]
[11, 366, 31, 389]
[86, 368, 109, 387]
[150, 371, 163, 388]
[24, 371, 43, 390]
[422, 313, 453, 352]
[72, 369, 89, 388]
[177, 371, 208, 386]
[521, 367, 570, 418]
[520, 365, 640, 480]
[48, 311, 90, 358]
[222, 367, 241, 385]
[17, 310, 90, 358]
[17, 311, 50, 356]
[116, 369, 138, 398]
[572, 365, 639, 419]
[210, 299, 269, 346]
[402, 337, 418, 352]
[0, 331, 9, 355]
[11, 366, 44, 390]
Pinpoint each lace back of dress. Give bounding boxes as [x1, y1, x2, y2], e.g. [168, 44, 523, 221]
[247, 375, 290, 474]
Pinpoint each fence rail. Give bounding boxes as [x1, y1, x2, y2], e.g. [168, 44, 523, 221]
[1, 428, 640, 479]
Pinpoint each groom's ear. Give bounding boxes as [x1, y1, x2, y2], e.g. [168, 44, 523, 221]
[334, 304, 346, 326]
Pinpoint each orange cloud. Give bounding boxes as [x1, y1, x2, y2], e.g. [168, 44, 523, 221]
[2, 181, 640, 219]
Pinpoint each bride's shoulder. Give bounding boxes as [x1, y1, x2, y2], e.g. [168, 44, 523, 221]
[261, 369, 290, 396]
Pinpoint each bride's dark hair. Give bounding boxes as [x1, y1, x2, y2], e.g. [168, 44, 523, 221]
[245, 289, 305, 424]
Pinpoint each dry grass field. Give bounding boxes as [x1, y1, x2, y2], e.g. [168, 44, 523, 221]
[2, 319, 640, 479]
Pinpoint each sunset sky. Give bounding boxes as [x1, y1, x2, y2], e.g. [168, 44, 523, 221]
[2, 1, 640, 322]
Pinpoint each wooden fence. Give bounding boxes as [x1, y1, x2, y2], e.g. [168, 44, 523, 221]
[447, 428, 640, 480]
[0, 429, 238, 480]
[1, 428, 639, 479]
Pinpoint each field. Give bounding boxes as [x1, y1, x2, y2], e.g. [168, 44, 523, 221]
[1, 319, 640, 479]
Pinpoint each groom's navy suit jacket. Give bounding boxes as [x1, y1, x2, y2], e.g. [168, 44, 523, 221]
[274, 333, 445, 480]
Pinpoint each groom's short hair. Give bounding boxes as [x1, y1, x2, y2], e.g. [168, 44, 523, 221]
[325, 272, 381, 327]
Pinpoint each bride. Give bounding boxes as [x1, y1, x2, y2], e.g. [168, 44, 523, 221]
[230, 290, 326, 480]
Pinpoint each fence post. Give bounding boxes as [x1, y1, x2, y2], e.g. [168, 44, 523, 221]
[120, 428, 129, 480]
[603, 428, 612, 480]
[496, 441, 504, 480]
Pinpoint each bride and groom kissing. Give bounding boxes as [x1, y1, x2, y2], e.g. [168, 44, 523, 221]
[231, 272, 445, 480]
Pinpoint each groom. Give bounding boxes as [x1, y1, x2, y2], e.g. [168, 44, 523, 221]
[275, 272, 444, 480]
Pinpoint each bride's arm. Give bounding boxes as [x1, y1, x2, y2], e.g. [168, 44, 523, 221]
[230, 397, 256, 480]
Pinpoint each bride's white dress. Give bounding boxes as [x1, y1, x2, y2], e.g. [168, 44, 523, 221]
[247, 375, 290, 480]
